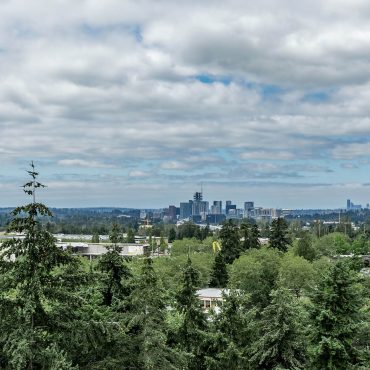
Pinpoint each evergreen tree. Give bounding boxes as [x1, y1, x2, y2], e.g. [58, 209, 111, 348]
[159, 233, 167, 253]
[108, 223, 122, 244]
[269, 217, 290, 252]
[250, 223, 261, 249]
[206, 290, 255, 370]
[240, 220, 260, 251]
[126, 227, 135, 243]
[310, 260, 365, 369]
[0, 163, 80, 368]
[168, 228, 177, 243]
[127, 257, 185, 369]
[209, 252, 228, 288]
[219, 219, 241, 264]
[251, 286, 307, 369]
[91, 231, 100, 243]
[176, 257, 208, 369]
[97, 225, 132, 307]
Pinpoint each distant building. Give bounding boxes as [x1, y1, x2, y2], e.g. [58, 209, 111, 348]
[244, 201, 254, 217]
[192, 191, 208, 220]
[254, 207, 279, 221]
[168, 205, 177, 221]
[180, 201, 193, 219]
[225, 200, 236, 215]
[347, 199, 362, 211]
[206, 214, 226, 224]
[211, 201, 222, 215]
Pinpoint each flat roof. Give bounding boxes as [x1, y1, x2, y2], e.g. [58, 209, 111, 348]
[196, 288, 229, 299]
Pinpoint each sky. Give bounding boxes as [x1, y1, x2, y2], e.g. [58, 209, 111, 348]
[1, 0, 370, 209]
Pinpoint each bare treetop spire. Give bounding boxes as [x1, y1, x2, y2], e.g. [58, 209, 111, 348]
[23, 161, 46, 203]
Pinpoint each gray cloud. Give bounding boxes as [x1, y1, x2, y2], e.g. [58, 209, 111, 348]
[1, 1, 370, 207]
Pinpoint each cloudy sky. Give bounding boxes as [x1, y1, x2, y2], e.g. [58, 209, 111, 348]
[1, 0, 370, 209]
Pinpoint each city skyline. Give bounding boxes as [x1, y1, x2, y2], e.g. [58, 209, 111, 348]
[2, 1, 370, 208]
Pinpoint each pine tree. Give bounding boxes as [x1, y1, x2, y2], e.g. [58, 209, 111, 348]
[219, 219, 241, 264]
[168, 228, 177, 243]
[126, 227, 135, 243]
[108, 223, 122, 244]
[127, 257, 185, 369]
[209, 252, 228, 288]
[251, 286, 307, 369]
[159, 233, 167, 253]
[98, 224, 132, 307]
[176, 257, 208, 369]
[310, 260, 364, 369]
[269, 217, 290, 252]
[0, 162, 79, 368]
[91, 231, 100, 243]
[206, 290, 255, 370]
[240, 220, 260, 251]
[250, 223, 261, 249]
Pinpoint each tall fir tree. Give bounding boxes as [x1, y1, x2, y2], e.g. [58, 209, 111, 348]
[209, 252, 229, 288]
[0, 162, 79, 369]
[219, 219, 241, 264]
[250, 286, 307, 369]
[269, 217, 290, 252]
[127, 257, 185, 369]
[310, 260, 365, 369]
[240, 220, 260, 251]
[97, 224, 132, 307]
[125, 227, 135, 243]
[206, 290, 255, 370]
[176, 257, 208, 369]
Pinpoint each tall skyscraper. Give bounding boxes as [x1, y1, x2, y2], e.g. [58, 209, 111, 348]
[211, 200, 222, 214]
[180, 201, 192, 219]
[226, 201, 236, 215]
[244, 201, 255, 217]
[168, 205, 177, 221]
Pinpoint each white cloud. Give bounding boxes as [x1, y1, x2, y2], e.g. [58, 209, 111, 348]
[128, 170, 150, 178]
[1, 0, 370, 206]
[58, 159, 114, 168]
[160, 161, 188, 170]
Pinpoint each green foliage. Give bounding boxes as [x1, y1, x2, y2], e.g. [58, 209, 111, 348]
[229, 247, 281, 308]
[279, 253, 315, 298]
[240, 220, 260, 251]
[91, 232, 100, 243]
[209, 252, 228, 288]
[125, 227, 135, 243]
[171, 237, 213, 257]
[294, 231, 317, 261]
[352, 234, 370, 255]
[310, 260, 365, 369]
[0, 164, 84, 368]
[220, 219, 241, 264]
[177, 222, 211, 240]
[251, 287, 307, 369]
[127, 257, 185, 369]
[153, 253, 213, 291]
[206, 290, 256, 370]
[108, 223, 123, 244]
[313, 232, 351, 257]
[97, 244, 132, 307]
[168, 228, 177, 243]
[269, 217, 290, 252]
[176, 258, 208, 369]
[159, 233, 167, 252]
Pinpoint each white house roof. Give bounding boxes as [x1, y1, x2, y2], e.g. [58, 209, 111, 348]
[196, 288, 230, 299]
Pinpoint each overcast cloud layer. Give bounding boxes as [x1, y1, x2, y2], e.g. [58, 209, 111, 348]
[1, 0, 370, 208]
